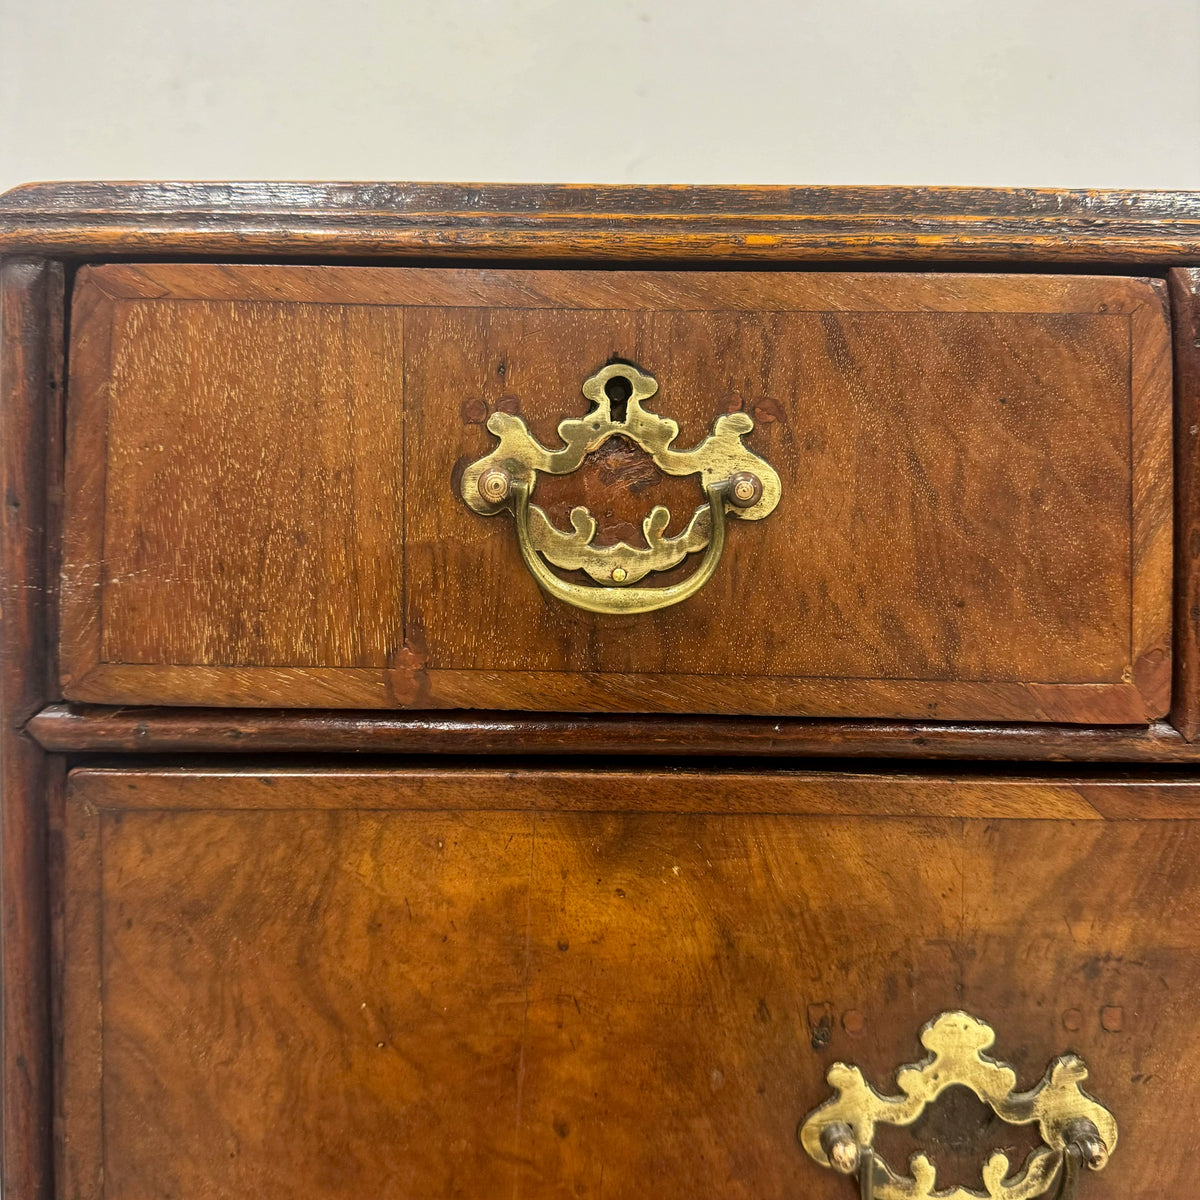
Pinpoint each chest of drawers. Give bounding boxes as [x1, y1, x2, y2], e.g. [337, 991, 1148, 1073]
[4, 183, 1200, 1200]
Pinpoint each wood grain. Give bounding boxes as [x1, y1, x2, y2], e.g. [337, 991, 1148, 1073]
[61, 264, 1172, 722]
[0, 257, 63, 1200]
[25, 703, 1200, 762]
[61, 767, 1200, 1200]
[112, 299, 402, 667]
[5, 182, 1200, 262]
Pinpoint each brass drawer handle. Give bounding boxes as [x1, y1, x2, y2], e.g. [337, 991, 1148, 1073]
[799, 1011, 1116, 1200]
[459, 363, 780, 614]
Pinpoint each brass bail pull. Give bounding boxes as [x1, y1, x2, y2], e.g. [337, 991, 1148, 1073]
[459, 363, 781, 614]
[798, 1011, 1117, 1200]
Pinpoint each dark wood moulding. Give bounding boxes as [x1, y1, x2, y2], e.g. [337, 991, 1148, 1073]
[4, 183, 1200, 261]
[0, 258, 63, 1200]
[26, 703, 1200, 762]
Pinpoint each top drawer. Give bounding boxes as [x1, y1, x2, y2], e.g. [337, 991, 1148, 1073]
[60, 264, 1171, 720]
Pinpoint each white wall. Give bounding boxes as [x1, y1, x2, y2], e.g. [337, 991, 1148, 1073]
[2, 0, 1199, 191]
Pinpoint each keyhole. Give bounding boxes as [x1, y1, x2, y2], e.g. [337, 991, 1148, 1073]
[604, 374, 633, 423]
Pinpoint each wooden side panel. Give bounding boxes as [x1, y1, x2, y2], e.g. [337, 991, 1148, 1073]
[61, 265, 1172, 721]
[1169, 268, 1200, 739]
[0, 258, 63, 1200]
[61, 769, 1200, 1200]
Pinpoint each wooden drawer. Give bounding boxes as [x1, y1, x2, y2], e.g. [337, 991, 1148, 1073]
[61, 264, 1172, 722]
[60, 766, 1200, 1200]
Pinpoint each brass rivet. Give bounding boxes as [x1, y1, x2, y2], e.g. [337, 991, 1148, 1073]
[819, 1124, 860, 1175]
[728, 471, 762, 508]
[829, 1138, 859, 1175]
[611, 567, 628, 583]
[1064, 1118, 1110, 1171]
[478, 467, 511, 503]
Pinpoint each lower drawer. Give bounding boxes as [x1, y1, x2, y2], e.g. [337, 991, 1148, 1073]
[60, 768, 1200, 1199]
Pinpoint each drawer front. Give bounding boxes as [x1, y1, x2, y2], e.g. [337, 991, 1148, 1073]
[61, 265, 1172, 720]
[61, 768, 1200, 1199]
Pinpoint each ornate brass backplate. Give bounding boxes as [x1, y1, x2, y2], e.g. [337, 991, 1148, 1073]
[799, 1012, 1116, 1200]
[459, 363, 780, 614]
